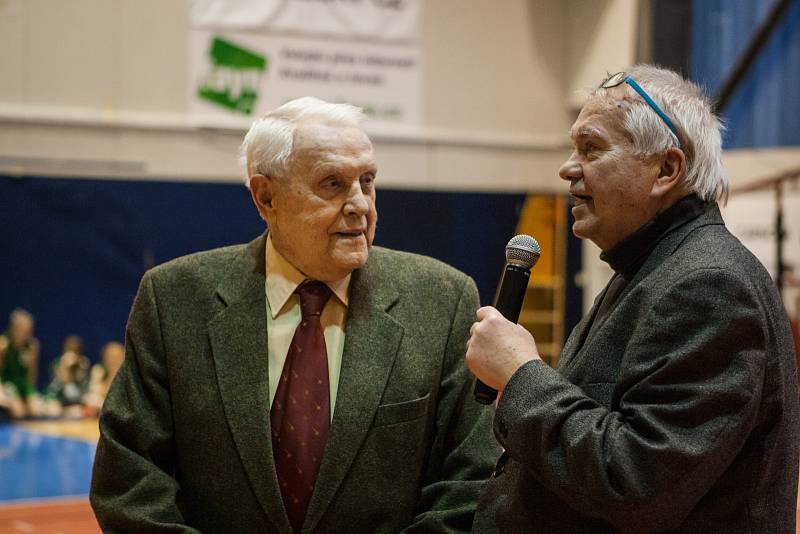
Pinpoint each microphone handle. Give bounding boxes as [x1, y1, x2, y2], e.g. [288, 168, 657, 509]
[474, 264, 531, 405]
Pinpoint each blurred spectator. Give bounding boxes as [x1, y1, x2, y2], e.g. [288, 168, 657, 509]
[0, 378, 23, 420]
[46, 335, 91, 418]
[84, 341, 124, 418]
[0, 308, 44, 418]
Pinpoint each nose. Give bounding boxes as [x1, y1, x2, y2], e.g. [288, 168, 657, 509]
[558, 155, 582, 183]
[344, 181, 369, 216]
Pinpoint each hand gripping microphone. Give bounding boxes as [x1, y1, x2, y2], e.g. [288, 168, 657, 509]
[473, 234, 541, 405]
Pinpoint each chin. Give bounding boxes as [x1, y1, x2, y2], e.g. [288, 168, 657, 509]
[349, 251, 370, 268]
[571, 218, 598, 241]
[339, 250, 369, 271]
[571, 223, 588, 241]
[313, 250, 363, 280]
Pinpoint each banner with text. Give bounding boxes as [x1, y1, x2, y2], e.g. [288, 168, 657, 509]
[190, 0, 420, 42]
[189, 30, 421, 128]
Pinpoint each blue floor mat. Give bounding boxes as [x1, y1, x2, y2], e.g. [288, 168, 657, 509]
[0, 424, 96, 501]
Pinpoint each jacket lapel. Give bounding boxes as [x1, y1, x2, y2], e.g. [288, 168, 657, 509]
[556, 282, 608, 373]
[207, 233, 293, 532]
[303, 257, 404, 533]
[558, 203, 726, 375]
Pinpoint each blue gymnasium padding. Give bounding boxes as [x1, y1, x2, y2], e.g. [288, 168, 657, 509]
[0, 425, 95, 501]
[0, 175, 529, 388]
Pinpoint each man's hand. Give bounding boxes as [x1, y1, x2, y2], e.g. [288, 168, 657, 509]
[466, 306, 541, 392]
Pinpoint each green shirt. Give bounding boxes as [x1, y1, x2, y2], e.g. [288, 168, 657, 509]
[1, 335, 36, 399]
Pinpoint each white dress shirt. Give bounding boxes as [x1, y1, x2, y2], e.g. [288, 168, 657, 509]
[264, 235, 349, 418]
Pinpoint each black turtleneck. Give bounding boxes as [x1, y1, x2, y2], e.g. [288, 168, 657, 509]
[600, 194, 710, 280]
[583, 194, 711, 345]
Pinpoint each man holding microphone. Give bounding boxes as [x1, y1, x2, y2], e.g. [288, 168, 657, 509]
[467, 65, 799, 533]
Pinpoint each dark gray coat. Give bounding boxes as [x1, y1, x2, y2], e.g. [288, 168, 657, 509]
[475, 204, 799, 533]
[90, 234, 500, 533]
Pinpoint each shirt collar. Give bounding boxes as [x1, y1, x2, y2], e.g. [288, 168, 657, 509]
[600, 194, 710, 279]
[265, 234, 350, 318]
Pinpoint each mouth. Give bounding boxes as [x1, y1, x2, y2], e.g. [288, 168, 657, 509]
[569, 192, 593, 205]
[334, 230, 365, 238]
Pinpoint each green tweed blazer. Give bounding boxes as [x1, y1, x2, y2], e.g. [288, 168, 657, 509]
[91, 233, 500, 533]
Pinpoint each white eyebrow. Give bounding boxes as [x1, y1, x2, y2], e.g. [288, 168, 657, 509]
[572, 127, 603, 140]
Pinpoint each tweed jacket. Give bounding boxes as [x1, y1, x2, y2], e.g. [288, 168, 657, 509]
[90, 233, 500, 533]
[474, 202, 800, 533]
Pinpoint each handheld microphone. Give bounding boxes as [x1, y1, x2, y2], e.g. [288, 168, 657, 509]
[474, 234, 541, 405]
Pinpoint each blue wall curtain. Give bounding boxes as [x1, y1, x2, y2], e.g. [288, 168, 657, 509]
[691, 0, 800, 149]
[0, 175, 527, 387]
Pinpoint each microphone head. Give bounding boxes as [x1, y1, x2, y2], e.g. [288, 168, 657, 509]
[506, 234, 541, 269]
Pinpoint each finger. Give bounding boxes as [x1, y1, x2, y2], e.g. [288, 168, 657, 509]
[475, 306, 497, 321]
[464, 346, 480, 374]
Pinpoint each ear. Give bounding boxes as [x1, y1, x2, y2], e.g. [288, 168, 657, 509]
[650, 147, 686, 198]
[248, 174, 276, 222]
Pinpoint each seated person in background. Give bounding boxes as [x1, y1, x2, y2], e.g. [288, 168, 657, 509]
[0, 308, 44, 418]
[46, 335, 92, 418]
[60, 335, 91, 373]
[0, 379, 21, 421]
[83, 341, 124, 418]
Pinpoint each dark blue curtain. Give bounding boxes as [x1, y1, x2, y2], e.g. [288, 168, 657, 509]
[691, 0, 800, 148]
[0, 175, 526, 388]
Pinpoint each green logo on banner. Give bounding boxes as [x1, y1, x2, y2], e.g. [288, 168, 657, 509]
[198, 37, 267, 115]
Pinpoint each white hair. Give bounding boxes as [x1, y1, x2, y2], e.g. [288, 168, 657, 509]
[594, 64, 729, 204]
[240, 97, 366, 187]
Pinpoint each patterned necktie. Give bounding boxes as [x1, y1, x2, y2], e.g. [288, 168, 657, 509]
[270, 280, 333, 533]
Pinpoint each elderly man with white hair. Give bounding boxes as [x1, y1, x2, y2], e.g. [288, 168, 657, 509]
[91, 97, 499, 533]
[467, 65, 799, 533]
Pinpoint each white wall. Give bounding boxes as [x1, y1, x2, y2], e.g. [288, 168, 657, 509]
[0, 0, 640, 191]
[0, 0, 645, 309]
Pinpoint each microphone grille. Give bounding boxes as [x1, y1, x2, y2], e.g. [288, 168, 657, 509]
[505, 234, 541, 268]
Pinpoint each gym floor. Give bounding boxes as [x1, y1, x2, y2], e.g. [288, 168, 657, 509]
[0, 421, 100, 533]
[1, 420, 798, 533]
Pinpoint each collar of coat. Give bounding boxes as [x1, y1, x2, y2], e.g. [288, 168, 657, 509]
[601, 194, 711, 280]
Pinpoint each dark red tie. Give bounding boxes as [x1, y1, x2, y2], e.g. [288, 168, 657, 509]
[270, 280, 333, 533]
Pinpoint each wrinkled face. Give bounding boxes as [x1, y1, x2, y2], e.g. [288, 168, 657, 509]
[559, 95, 662, 251]
[259, 121, 378, 281]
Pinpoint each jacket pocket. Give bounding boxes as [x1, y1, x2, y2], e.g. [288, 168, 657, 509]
[372, 393, 430, 427]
